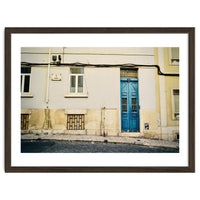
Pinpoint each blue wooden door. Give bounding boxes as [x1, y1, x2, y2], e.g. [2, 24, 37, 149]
[121, 78, 139, 132]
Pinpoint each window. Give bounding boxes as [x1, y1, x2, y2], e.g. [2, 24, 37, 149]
[170, 47, 179, 64]
[21, 114, 29, 130]
[120, 69, 138, 78]
[122, 98, 127, 112]
[173, 89, 179, 119]
[65, 67, 88, 98]
[67, 114, 85, 130]
[70, 68, 84, 93]
[21, 67, 31, 94]
[132, 98, 137, 112]
[176, 133, 179, 140]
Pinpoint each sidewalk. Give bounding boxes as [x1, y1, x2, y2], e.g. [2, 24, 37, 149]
[21, 133, 179, 149]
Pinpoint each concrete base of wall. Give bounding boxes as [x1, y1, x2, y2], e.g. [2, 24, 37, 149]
[21, 108, 179, 141]
[159, 126, 179, 141]
[21, 108, 120, 136]
[21, 128, 179, 141]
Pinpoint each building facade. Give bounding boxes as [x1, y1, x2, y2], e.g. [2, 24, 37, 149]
[21, 47, 179, 141]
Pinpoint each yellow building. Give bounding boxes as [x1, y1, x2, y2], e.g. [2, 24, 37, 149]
[154, 47, 179, 140]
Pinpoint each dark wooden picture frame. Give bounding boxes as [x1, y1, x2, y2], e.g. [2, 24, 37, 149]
[5, 27, 195, 173]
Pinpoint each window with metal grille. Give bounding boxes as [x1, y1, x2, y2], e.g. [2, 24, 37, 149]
[21, 114, 29, 130]
[120, 69, 138, 78]
[122, 98, 127, 112]
[132, 98, 137, 112]
[67, 114, 85, 130]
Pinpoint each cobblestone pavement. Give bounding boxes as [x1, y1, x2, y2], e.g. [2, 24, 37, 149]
[21, 139, 179, 153]
[21, 133, 179, 149]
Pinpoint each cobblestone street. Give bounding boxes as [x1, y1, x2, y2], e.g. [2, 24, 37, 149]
[21, 140, 179, 153]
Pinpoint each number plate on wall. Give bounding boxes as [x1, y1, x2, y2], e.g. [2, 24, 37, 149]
[51, 73, 61, 81]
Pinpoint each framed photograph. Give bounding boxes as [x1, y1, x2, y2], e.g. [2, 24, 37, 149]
[5, 27, 195, 172]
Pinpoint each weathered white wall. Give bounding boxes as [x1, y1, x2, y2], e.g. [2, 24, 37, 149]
[21, 67, 121, 110]
[21, 47, 155, 65]
[50, 67, 120, 109]
[21, 67, 47, 109]
[138, 68, 157, 110]
[21, 47, 155, 110]
[21, 47, 157, 135]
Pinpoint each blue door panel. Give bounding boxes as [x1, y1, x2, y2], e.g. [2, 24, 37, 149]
[121, 113, 128, 131]
[121, 78, 139, 132]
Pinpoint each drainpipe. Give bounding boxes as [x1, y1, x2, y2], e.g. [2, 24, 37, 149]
[21, 62, 179, 77]
[46, 48, 51, 106]
[100, 107, 106, 136]
[43, 48, 52, 130]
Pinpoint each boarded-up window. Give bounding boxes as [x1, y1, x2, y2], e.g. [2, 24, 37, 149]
[21, 114, 29, 130]
[67, 114, 85, 130]
[173, 89, 179, 119]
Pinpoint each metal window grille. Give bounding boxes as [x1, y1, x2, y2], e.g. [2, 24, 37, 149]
[21, 114, 29, 130]
[122, 98, 127, 112]
[67, 114, 85, 130]
[132, 98, 137, 112]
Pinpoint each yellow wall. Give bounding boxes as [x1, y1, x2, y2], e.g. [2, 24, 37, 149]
[163, 47, 179, 127]
[21, 108, 121, 136]
[163, 47, 179, 73]
[165, 77, 179, 126]
[154, 47, 179, 135]
[154, 48, 161, 120]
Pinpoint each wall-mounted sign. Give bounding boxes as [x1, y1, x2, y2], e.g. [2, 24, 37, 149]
[51, 73, 61, 81]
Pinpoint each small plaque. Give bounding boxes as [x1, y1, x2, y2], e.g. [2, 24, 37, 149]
[51, 73, 61, 81]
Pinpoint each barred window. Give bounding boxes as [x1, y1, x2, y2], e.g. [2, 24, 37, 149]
[67, 114, 85, 130]
[122, 98, 127, 112]
[132, 98, 137, 112]
[21, 114, 29, 130]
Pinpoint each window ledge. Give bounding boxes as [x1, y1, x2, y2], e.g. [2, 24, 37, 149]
[64, 94, 88, 98]
[172, 118, 179, 121]
[21, 94, 33, 98]
[172, 116, 179, 120]
[65, 109, 87, 114]
[169, 63, 179, 66]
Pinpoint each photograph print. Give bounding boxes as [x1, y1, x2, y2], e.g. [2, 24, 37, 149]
[20, 47, 179, 153]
